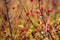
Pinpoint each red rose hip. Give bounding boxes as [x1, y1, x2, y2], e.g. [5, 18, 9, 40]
[46, 28, 50, 32]
[38, 0, 42, 2]
[21, 28, 25, 32]
[3, 31, 6, 34]
[39, 13, 43, 16]
[48, 8, 51, 12]
[30, 0, 34, 2]
[40, 6, 44, 11]
[34, 30, 38, 33]
[12, 5, 16, 9]
[26, 17, 29, 22]
[26, 11, 30, 16]
[42, 24, 45, 29]
[38, 20, 40, 24]
[47, 22, 51, 27]
[32, 13, 35, 17]
[36, 10, 40, 14]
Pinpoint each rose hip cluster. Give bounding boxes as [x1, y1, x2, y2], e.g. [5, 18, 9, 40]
[11, 3, 52, 34]
[22, 6, 51, 33]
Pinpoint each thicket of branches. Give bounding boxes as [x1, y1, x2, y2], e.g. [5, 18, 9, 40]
[0, 0, 60, 40]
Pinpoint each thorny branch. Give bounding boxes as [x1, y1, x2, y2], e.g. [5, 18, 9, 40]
[4, 0, 14, 40]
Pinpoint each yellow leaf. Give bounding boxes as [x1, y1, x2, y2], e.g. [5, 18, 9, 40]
[15, 34, 18, 38]
[17, 25, 24, 28]
[26, 31, 30, 35]
[57, 18, 60, 22]
[26, 29, 33, 35]
[28, 29, 33, 33]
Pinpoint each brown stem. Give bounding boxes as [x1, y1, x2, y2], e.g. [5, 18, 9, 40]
[4, 0, 14, 40]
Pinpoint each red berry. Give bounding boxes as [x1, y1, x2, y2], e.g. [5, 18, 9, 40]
[26, 17, 29, 22]
[38, 0, 41, 2]
[32, 13, 35, 17]
[46, 28, 50, 32]
[30, 0, 33, 2]
[47, 22, 50, 26]
[39, 13, 42, 16]
[38, 20, 40, 24]
[34, 30, 38, 33]
[42, 24, 45, 29]
[3, 31, 6, 34]
[26, 11, 30, 16]
[12, 5, 16, 9]
[36, 10, 40, 14]
[48, 8, 51, 12]
[40, 6, 44, 11]
[21, 28, 25, 32]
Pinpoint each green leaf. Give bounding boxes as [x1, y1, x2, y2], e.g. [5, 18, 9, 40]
[30, 24, 35, 29]
[50, 20, 55, 24]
